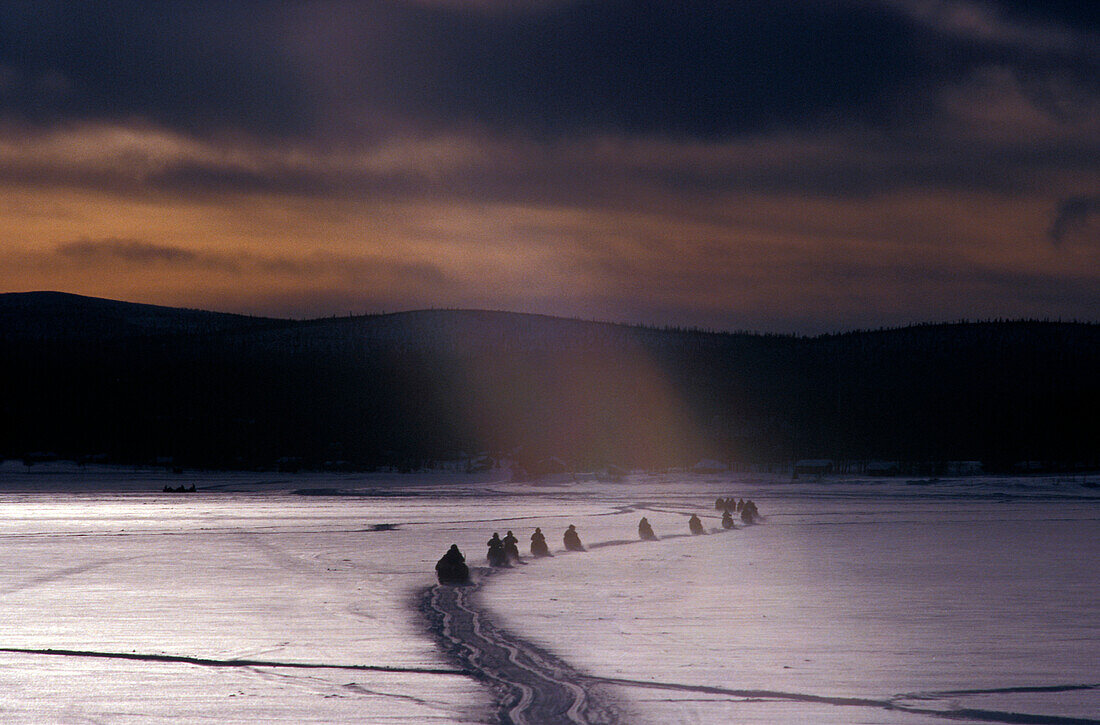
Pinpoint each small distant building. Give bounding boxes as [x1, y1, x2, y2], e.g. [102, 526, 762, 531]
[794, 459, 833, 477]
[532, 457, 568, 477]
[866, 461, 900, 476]
[466, 454, 495, 473]
[277, 456, 303, 473]
[597, 464, 627, 482]
[22, 451, 59, 465]
[692, 459, 728, 474]
[946, 461, 983, 475]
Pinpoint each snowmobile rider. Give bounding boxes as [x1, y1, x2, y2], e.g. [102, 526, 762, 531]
[487, 532, 508, 567]
[435, 544, 470, 584]
[503, 530, 521, 563]
[563, 524, 585, 551]
[530, 527, 550, 557]
[689, 514, 706, 535]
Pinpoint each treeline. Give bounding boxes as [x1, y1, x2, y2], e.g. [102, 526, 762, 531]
[1, 295, 1097, 472]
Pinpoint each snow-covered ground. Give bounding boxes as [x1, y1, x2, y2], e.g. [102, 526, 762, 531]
[0, 462, 1096, 723]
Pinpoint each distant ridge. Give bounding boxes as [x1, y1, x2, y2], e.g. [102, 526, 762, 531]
[0, 291, 276, 342]
[4, 291, 1094, 345]
[0, 291, 754, 344]
[0, 292, 750, 353]
[1, 292, 1097, 471]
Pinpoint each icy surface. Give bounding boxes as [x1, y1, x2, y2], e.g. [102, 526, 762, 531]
[486, 476, 1100, 723]
[0, 463, 1096, 723]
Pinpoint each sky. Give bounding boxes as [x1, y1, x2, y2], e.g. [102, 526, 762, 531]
[0, 0, 1097, 333]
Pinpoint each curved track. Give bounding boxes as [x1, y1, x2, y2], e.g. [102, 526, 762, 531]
[421, 570, 621, 725]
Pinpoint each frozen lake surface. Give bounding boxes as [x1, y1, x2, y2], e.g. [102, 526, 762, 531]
[0, 463, 1096, 723]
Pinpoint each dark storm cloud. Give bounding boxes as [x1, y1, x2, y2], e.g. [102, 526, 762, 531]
[409, 0, 929, 136]
[2, 0, 1095, 141]
[986, 0, 1100, 33]
[0, 1, 315, 136]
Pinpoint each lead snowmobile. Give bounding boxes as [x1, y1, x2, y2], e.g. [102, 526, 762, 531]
[435, 545, 470, 584]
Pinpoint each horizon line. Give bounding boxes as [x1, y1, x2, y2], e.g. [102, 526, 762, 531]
[4, 289, 1099, 340]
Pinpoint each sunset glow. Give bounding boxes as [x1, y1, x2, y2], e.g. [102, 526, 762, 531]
[1, 1, 1097, 331]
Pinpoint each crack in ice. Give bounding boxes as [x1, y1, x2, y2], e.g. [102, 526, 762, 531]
[587, 675, 1100, 725]
[0, 647, 468, 676]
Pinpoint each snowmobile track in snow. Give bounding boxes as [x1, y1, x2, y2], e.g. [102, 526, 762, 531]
[418, 518, 742, 724]
[421, 570, 621, 725]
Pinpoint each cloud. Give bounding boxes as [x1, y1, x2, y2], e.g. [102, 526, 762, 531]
[51, 237, 452, 288]
[0, 0, 1096, 150]
[0, 0, 1040, 141]
[3, 91, 1094, 214]
[1050, 195, 1100, 245]
[876, 0, 1099, 55]
[57, 238, 201, 265]
[0, 2, 1097, 331]
[0, 1, 314, 136]
[285, 0, 952, 139]
[55, 238, 251, 274]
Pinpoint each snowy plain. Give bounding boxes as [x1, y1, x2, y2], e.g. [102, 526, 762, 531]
[0, 461, 1096, 724]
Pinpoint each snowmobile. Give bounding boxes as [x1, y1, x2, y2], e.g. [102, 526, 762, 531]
[503, 530, 522, 564]
[487, 533, 509, 567]
[689, 514, 706, 535]
[563, 525, 585, 552]
[435, 545, 470, 584]
[530, 528, 552, 557]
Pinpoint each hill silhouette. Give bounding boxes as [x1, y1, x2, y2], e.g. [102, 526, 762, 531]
[1, 292, 1096, 472]
[0, 291, 279, 341]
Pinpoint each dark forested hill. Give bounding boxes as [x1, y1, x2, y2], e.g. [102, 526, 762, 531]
[0, 291, 276, 342]
[1, 293, 1096, 471]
